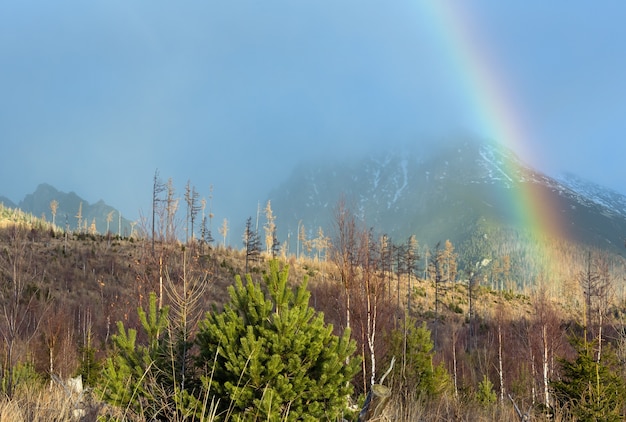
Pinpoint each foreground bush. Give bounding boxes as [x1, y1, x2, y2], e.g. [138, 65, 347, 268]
[98, 260, 358, 421]
[386, 317, 450, 401]
[195, 260, 359, 421]
[551, 336, 626, 421]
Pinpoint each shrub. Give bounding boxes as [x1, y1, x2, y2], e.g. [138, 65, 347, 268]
[386, 317, 451, 400]
[551, 336, 626, 422]
[194, 260, 359, 421]
[97, 292, 175, 420]
[476, 375, 497, 407]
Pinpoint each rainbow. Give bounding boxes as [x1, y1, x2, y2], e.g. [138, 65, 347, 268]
[418, 2, 566, 280]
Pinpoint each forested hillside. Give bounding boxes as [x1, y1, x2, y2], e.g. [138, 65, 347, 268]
[0, 202, 625, 420]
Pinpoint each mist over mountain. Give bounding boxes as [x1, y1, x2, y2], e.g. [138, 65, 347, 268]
[3, 138, 625, 281]
[268, 139, 626, 279]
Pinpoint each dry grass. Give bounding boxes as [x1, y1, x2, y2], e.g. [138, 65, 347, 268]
[0, 387, 579, 422]
[0, 215, 618, 421]
[0, 382, 99, 422]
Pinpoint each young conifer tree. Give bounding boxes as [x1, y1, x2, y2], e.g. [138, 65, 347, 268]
[195, 260, 359, 421]
[98, 292, 171, 419]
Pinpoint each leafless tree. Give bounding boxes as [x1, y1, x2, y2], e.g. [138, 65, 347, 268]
[263, 201, 276, 256]
[75, 202, 83, 233]
[50, 199, 58, 227]
[313, 227, 330, 262]
[218, 218, 229, 247]
[184, 181, 200, 246]
[0, 225, 51, 396]
[578, 251, 614, 360]
[532, 281, 563, 409]
[405, 235, 419, 316]
[164, 249, 209, 391]
[331, 197, 359, 332]
[152, 170, 165, 254]
[165, 178, 178, 243]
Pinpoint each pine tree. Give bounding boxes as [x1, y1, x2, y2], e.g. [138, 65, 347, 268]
[98, 293, 172, 420]
[243, 216, 261, 273]
[387, 318, 450, 400]
[195, 260, 359, 421]
[551, 336, 626, 421]
[476, 375, 497, 407]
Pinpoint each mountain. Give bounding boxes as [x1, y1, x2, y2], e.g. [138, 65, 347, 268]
[0, 196, 17, 209]
[268, 139, 626, 280]
[12, 183, 134, 235]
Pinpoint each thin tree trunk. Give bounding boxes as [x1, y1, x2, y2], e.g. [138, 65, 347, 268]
[542, 324, 549, 408]
[498, 322, 505, 403]
[452, 329, 458, 399]
[530, 349, 536, 405]
[366, 288, 377, 386]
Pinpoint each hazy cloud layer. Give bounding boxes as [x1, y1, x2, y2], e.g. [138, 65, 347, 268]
[1, 1, 625, 228]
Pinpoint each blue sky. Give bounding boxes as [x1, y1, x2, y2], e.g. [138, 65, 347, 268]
[1, 1, 625, 228]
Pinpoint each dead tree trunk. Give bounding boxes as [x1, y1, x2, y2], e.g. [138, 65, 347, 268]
[358, 384, 391, 422]
[358, 357, 395, 422]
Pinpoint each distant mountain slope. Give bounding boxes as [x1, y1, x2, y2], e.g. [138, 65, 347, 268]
[0, 196, 17, 209]
[14, 183, 133, 235]
[268, 139, 626, 273]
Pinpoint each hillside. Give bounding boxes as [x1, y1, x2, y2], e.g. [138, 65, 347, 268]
[1, 211, 626, 419]
[268, 139, 626, 287]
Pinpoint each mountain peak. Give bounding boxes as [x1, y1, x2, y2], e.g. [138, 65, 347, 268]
[8, 184, 134, 235]
[269, 140, 626, 280]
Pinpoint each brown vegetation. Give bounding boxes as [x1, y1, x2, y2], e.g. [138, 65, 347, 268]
[0, 202, 625, 420]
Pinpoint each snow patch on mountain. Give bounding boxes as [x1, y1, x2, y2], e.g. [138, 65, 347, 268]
[389, 158, 408, 208]
[556, 173, 626, 218]
[479, 147, 513, 184]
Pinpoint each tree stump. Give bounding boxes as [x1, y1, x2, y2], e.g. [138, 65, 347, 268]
[357, 384, 391, 421]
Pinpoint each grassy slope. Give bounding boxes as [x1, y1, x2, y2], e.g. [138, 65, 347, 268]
[0, 207, 623, 420]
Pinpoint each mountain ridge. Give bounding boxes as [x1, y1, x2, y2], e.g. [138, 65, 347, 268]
[267, 139, 626, 282]
[2, 183, 134, 236]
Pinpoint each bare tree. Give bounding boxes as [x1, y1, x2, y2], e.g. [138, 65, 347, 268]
[208, 184, 214, 242]
[379, 234, 392, 301]
[532, 281, 562, 409]
[152, 170, 165, 254]
[50, 199, 58, 227]
[263, 200, 276, 255]
[312, 227, 330, 262]
[0, 225, 51, 396]
[429, 242, 443, 319]
[106, 210, 114, 235]
[199, 198, 213, 253]
[578, 251, 613, 358]
[591, 253, 614, 363]
[361, 229, 382, 387]
[165, 178, 178, 243]
[298, 222, 307, 260]
[164, 249, 209, 391]
[405, 235, 419, 316]
[218, 218, 229, 247]
[331, 197, 359, 332]
[442, 239, 458, 284]
[184, 181, 200, 245]
[466, 259, 490, 352]
[75, 202, 83, 233]
[393, 241, 406, 311]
